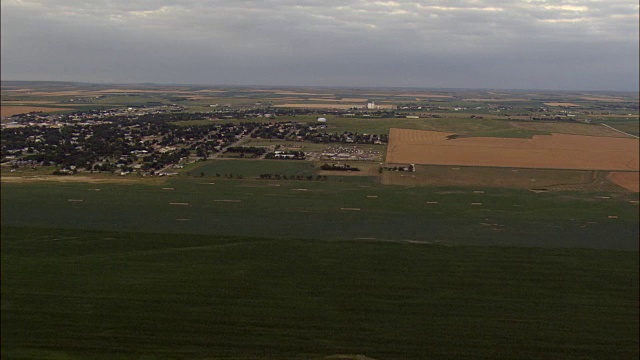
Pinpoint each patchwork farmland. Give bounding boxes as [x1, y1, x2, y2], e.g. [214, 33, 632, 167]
[1, 82, 639, 359]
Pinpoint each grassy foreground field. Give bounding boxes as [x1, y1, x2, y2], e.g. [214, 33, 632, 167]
[2, 226, 638, 359]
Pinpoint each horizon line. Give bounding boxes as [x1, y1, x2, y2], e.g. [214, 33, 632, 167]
[1, 79, 638, 94]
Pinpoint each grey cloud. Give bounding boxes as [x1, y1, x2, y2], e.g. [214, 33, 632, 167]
[1, 0, 638, 90]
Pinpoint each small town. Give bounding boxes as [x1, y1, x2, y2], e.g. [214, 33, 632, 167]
[1, 106, 388, 175]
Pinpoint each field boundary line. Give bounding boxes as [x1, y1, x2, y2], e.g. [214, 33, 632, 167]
[600, 123, 639, 139]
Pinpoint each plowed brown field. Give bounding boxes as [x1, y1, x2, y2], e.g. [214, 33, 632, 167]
[273, 104, 363, 109]
[544, 102, 580, 107]
[1, 106, 72, 117]
[581, 96, 625, 102]
[386, 128, 639, 171]
[607, 172, 640, 192]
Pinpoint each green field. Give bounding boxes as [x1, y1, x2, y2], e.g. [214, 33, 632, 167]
[243, 138, 310, 147]
[311, 116, 508, 135]
[597, 118, 640, 136]
[93, 95, 170, 106]
[168, 115, 514, 136]
[2, 226, 638, 359]
[277, 116, 624, 138]
[383, 165, 629, 192]
[610, 124, 640, 136]
[191, 159, 318, 177]
[1, 177, 638, 249]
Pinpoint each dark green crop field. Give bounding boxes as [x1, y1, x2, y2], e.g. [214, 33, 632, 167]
[2, 226, 638, 359]
[1, 177, 638, 249]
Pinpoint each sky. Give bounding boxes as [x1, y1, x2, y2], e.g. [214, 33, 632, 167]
[1, 0, 638, 91]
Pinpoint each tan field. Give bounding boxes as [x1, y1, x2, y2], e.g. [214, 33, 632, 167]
[308, 98, 352, 102]
[1, 106, 72, 117]
[386, 128, 639, 171]
[265, 97, 307, 101]
[607, 172, 640, 192]
[581, 96, 625, 102]
[274, 103, 366, 109]
[2, 88, 34, 92]
[465, 98, 528, 102]
[339, 97, 370, 102]
[397, 94, 454, 98]
[94, 89, 192, 94]
[544, 102, 580, 107]
[1, 101, 57, 105]
[25, 91, 90, 97]
[194, 89, 225, 93]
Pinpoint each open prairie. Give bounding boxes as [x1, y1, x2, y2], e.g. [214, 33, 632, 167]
[386, 128, 639, 171]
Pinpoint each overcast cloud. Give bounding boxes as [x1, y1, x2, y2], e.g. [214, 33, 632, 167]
[1, 0, 638, 91]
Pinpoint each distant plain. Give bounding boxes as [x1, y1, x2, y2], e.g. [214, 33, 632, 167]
[1, 81, 638, 359]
